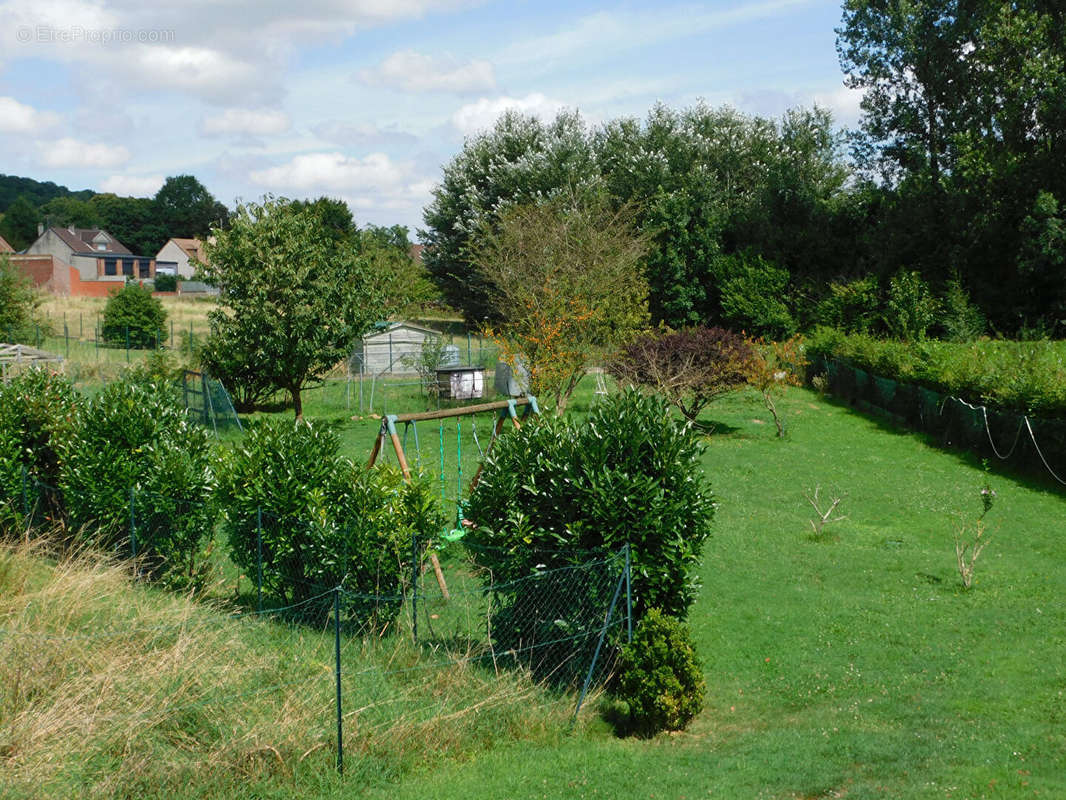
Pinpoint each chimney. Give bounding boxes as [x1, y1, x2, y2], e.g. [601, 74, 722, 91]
[37, 222, 44, 237]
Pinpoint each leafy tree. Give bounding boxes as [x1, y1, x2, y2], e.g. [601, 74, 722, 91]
[357, 225, 440, 316]
[0, 255, 45, 343]
[39, 196, 101, 229]
[717, 253, 796, 339]
[102, 284, 167, 349]
[883, 270, 940, 342]
[422, 110, 601, 323]
[1016, 191, 1066, 336]
[153, 175, 229, 242]
[0, 195, 40, 251]
[814, 276, 881, 334]
[469, 192, 650, 414]
[90, 193, 162, 256]
[199, 197, 381, 417]
[609, 327, 754, 429]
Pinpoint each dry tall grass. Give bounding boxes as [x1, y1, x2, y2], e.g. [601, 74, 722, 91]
[0, 541, 576, 799]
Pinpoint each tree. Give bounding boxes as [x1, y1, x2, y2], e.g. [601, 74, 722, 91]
[469, 192, 650, 414]
[153, 175, 229, 243]
[90, 193, 162, 256]
[0, 254, 44, 343]
[199, 197, 382, 417]
[39, 196, 101, 229]
[356, 225, 440, 316]
[422, 110, 601, 323]
[609, 327, 754, 429]
[102, 284, 167, 349]
[0, 195, 40, 251]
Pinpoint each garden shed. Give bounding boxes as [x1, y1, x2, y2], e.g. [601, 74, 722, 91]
[354, 321, 446, 376]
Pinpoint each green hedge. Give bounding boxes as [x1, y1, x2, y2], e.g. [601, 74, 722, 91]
[806, 327, 1066, 417]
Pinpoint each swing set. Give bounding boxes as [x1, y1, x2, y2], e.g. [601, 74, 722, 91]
[366, 396, 540, 597]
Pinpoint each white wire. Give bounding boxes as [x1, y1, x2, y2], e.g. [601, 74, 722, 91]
[1025, 416, 1066, 486]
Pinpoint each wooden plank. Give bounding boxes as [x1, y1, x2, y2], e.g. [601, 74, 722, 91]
[391, 397, 530, 423]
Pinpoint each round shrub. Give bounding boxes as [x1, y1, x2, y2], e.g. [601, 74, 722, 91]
[215, 418, 444, 623]
[57, 379, 214, 583]
[153, 273, 178, 293]
[102, 284, 167, 349]
[466, 388, 714, 662]
[0, 368, 79, 532]
[612, 608, 705, 737]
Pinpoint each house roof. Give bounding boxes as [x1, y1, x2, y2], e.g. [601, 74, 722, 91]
[409, 243, 424, 263]
[49, 227, 132, 256]
[0, 235, 14, 253]
[363, 321, 442, 341]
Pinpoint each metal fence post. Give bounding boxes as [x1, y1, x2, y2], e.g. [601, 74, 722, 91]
[571, 562, 626, 728]
[625, 543, 633, 644]
[334, 587, 344, 775]
[129, 485, 137, 563]
[256, 507, 264, 613]
[411, 532, 419, 645]
[125, 326, 130, 362]
[20, 465, 29, 521]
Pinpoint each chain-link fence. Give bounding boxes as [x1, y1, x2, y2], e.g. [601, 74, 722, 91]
[1, 481, 630, 782]
[821, 357, 1066, 486]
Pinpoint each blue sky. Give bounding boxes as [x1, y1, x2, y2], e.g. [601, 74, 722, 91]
[0, 0, 856, 233]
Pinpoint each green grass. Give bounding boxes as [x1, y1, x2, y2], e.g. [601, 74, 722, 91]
[357, 387, 1066, 800]
[6, 379, 1066, 798]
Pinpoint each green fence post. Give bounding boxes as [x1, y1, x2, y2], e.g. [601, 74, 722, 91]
[129, 485, 137, 564]
[334, 587, 344, 775]
[571, 562, 626, 728]
[410, 532, 419, 645]
[125, 326, 130, 362]
[20, 465, 29, 521]
[64, 320, 69, 359]
[256, 508, 264, 613]
[625, 543, 633, 644]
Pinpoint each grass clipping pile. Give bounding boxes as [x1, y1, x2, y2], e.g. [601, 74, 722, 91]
[0, 542, 569, 798]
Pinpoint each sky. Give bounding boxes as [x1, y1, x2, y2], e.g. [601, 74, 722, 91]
[0, 0, 858, 233]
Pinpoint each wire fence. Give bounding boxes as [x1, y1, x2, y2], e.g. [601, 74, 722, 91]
[1, 481, 632, 780]
[821, 357, 1066, 486]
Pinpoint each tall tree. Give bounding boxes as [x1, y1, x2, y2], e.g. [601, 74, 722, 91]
[0, 195, 40, 250]
[90, 193, 161, 255]
[153, 175, 229, 244]
[469, 192, 650, 414]
[199, 197, 381, 417]
[422, 110, 601, 323]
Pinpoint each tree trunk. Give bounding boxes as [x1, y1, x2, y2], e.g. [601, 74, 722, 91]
[292, 385, 303, 418]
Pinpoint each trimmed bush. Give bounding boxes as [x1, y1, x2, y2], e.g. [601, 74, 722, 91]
[611, 608, 705, 737]
[216, 418, 443, 623]
[718, 253, 796, 339]
[806, 327, 1066, 416]
[0, 368, 79, 532]
[57, 379, 214, 583]
[102, 284, 167, 349]
[466, 388, 715, 622]
[153, 273, 178, 292]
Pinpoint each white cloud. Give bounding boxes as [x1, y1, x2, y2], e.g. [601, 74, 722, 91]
[39, 137, 130, 168]
[99, 174, 165, 197]
[812, 86, 864, 126]
[0, 96, 61, 133]
[358, 50, 495, 94]
[451, 93, 565, 135]
[313, 120, 419, 148]
[0, 0, 478, 104]
[201, 108, 292, 137]
[250, 151, 411, 193]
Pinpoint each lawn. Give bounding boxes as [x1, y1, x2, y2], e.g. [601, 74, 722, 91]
[6, 370, 1065, 799]
[353, 386, 1066, 800]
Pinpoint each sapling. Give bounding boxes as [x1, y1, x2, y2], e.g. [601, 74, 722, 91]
[953, 477, 996, 589]
[805, 485, 847, 537]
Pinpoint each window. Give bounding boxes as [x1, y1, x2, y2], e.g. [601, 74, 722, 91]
[97, 244, 106, 251]
[138, 261, 150, 279]
[122, 260, 133, 277]
[104, 258, 117, 276]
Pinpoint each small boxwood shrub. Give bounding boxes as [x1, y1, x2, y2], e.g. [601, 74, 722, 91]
[0, 369, 79, 532]
[216, 418, 443, 623]
[102, 284, 167, 349]
[57, 378, 214, 583]
[466, 389, 715, 623]
[610, 608, 705, 737]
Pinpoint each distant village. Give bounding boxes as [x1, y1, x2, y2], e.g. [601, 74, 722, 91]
[0, 224, 214, 297]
